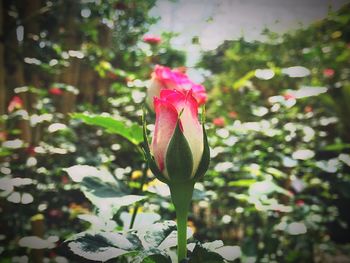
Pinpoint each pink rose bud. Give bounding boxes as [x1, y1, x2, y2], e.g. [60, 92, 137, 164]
[147, 65, 207, 109]
[143, 34, 162, 45]
[143, 89, 209, 184]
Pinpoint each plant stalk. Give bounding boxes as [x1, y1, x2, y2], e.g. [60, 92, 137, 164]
[169, 181, 195, 262]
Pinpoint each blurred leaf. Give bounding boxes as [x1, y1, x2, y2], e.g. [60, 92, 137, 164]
[19, 236, 57, 249]
[228, 179, 257, 187]
[248, 180, 292, 197]
[265, 167, 287, 178]
[192, 188, 209, 201]
[0, 148, 12, 157]
[232, 70, 255, 90]
[323, 143, 350, 151]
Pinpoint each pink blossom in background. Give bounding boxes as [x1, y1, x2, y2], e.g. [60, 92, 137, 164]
[323, 68, 335, 78]
[143, 34, 162, 44]
[8, 96, 23, 113]
[147, 65, 208, 108]
[213, 117, 225, 127]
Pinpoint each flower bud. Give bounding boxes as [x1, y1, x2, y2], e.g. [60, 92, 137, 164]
[143, 89, 209, 184]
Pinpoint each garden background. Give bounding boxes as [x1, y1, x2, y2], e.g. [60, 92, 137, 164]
[0, 0, 350, 262]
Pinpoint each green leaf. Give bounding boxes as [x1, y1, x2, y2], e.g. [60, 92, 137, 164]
[138, 220, 193, 253]
[72, 113, 143, 145]
[81, 177, 146, 217]
[132, 221, 189, 262]
[142, 221, 177, 248]
[165, 121, 193, 182]
[141, 252, 172, 263]
[188, 244, 224, 263]
[67, 231, 141, 261]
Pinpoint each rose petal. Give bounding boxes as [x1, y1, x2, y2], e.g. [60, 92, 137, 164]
[152, 97, 178, 175]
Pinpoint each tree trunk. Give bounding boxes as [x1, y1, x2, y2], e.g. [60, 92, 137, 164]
[96, 24, 113, 111]
[4, 7, 32, 144]
[0, 0, 5, 123]
[78, 63, 95, 104]
[59, 2, 80, 117]
[30, 215, 45, 263]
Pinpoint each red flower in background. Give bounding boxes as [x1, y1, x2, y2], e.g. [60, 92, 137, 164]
[143, 34, 161, 45]
[8, 96, 23, 113]
[213, 117, 225, 127]
[49, 87, 63, 96]
[323, 68, 335, 78]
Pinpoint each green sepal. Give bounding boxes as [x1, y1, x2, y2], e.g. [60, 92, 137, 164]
[142, 109, 169, 184]
[165, 121, 194, 183]
[193, 124, 210, 181]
